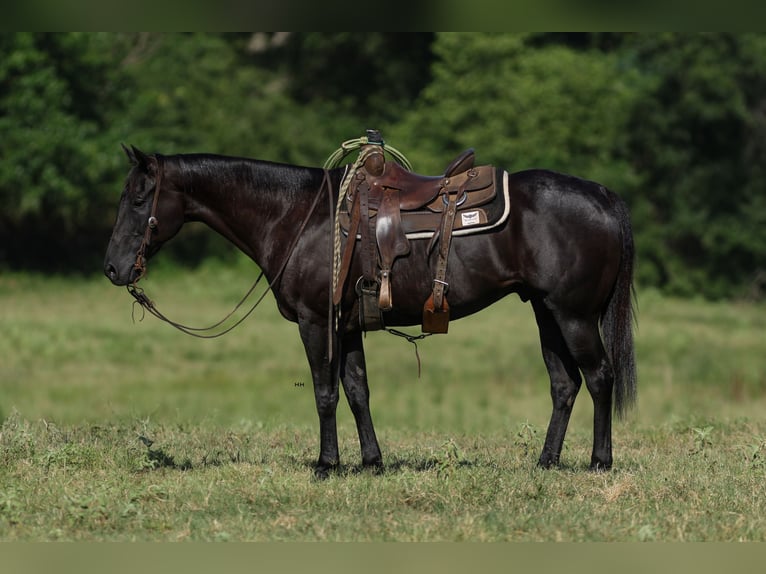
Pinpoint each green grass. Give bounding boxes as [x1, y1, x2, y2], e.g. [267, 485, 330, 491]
[2, 258, 766, 540]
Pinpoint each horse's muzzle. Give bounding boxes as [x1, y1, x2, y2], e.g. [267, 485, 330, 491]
[104, 262, 134, 286]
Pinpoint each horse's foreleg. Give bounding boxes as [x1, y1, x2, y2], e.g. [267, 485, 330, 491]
[299, 319, 340, 478]
[340, 330, 383, 471]
[532, 300, 583, 468]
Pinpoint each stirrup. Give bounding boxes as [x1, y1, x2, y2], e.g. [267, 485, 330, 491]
[356, 277, 384, 332]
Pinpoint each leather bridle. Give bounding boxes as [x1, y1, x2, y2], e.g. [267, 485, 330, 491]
[131, 154, 164, 284]
[126, 156, 333, 340]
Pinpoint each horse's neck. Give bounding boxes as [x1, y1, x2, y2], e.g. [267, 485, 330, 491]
[177, 156, 324, 273]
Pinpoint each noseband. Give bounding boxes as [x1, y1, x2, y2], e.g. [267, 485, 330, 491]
[132, 155, 165, 284]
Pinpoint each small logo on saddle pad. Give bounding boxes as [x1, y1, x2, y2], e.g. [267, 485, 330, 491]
[461, 210, 481, 226]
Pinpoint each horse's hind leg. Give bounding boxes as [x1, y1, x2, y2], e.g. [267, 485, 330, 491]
[339, 331, 383, 471]
[555, 312, 615, 470]
[532, 299, 583, 468]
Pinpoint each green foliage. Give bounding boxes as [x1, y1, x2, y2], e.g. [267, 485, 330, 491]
[0, 33, 125, 224]
[394, 33, 766, 299]
[118, 33, 350, 164]
[690, 425, 715, 455]
[255, 32, 434, 125]
[623, 33, 766, 298]
[392, 33, 644, 187]
[0, 33, 130, 271]
[1, 33, 765, 299]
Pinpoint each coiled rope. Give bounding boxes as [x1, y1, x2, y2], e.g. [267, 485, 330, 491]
[325, 135, 412, 304]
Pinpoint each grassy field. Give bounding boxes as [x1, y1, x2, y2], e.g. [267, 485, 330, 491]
[2, 257, 766, 541]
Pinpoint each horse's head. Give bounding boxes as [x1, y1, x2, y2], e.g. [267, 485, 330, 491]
[104, 145, 185, 286]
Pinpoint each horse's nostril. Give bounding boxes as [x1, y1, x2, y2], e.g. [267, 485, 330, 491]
[104, 263, 118, 282]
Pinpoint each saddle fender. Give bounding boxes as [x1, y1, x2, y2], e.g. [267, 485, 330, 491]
[375, 186, 410, 311]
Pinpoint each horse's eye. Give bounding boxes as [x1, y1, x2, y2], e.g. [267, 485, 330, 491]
[133, 197, 146, 207]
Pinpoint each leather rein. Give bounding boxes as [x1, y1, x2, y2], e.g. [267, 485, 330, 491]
[127, 156, 333, 339]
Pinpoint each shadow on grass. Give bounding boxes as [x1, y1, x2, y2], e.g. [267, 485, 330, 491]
[136, 434, 253, 471]
[145, 446, 193, 471]
[288, 454, 481, 480]
[135, 436, 613, 477]
[384, 457, 476, 473]
[277, 455, 442, 479]
[138, 448, 630, 478]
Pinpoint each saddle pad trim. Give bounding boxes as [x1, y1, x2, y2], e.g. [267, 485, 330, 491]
[407, 170, 509, 239]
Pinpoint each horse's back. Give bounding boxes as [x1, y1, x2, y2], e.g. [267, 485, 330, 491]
[510, 168, 621, 218]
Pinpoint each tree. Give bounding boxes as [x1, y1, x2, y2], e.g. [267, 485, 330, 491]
[245, 33, 435, 126]
[3, 33, 765, 300]
[391, 33, 644, 192]
[0, 33, 130, 270]
[393, 32, 766, 299]
[624, 33, 766, 297]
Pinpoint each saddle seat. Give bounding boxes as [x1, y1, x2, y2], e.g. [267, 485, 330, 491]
[365, 148, 477, 209]
[344, 148, 496, 230]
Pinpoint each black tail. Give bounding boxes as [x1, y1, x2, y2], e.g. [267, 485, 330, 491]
[602, 196, 638, 418]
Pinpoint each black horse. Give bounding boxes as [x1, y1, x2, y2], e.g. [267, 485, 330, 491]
[104, 145, 636, 477]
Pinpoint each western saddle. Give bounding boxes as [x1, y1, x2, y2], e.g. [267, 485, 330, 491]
[332, 130, 498, 334]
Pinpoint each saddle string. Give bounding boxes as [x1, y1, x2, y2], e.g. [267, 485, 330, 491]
[383, 328, 432, 378]
[128, 168, 332, 340]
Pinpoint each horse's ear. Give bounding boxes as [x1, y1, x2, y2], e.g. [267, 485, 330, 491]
[122, 143, 136, 165]
[129, 145, 154, 173]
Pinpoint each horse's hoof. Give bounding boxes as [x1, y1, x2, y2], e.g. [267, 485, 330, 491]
[313, 466, 331, 480]
[589, 459, 612, 472]
[313, 460, 339, 480]
[363, 460, 385, 475]
[537, 453, 560, 469]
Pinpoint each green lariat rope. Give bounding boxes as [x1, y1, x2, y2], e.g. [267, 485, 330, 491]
[323, 135, 412, 171]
